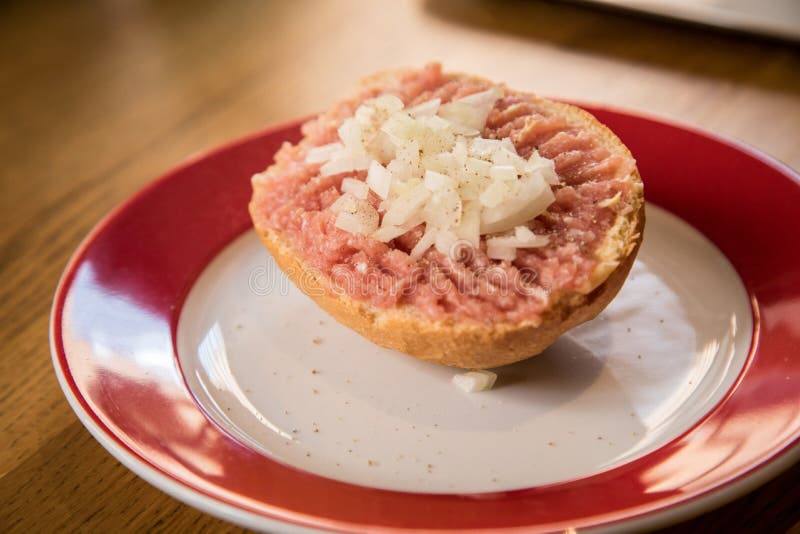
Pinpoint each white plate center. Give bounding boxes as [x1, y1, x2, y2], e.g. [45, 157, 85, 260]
[177, 204, 752, 493]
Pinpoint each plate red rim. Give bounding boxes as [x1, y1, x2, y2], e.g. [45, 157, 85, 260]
[50, 106, 800, 532]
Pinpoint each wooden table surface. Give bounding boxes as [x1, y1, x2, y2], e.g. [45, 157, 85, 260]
[1, 0, 798, 532]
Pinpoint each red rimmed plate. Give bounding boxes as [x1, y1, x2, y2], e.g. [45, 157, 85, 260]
[51, 107, 800, 532]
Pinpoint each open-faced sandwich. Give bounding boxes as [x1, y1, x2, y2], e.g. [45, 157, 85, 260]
[249, 63, 644, 369]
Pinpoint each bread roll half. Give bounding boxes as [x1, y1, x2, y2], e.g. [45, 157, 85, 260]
[250, 65, 644, 369]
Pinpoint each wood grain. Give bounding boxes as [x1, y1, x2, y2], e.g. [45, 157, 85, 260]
[1, 0, 798, 531]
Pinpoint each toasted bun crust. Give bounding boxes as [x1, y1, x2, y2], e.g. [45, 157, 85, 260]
[250, 70, 645, 369]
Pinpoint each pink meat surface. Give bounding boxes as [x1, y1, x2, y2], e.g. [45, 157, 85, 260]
[251, 64, 637, 324]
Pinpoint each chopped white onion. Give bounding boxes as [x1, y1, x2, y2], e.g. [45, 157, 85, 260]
[485, 225, 549, 260]
[335, 210, 378, 235]
[332, 195, 379, 235]
[434, 229, 458, 255]
[424, 152, 456, 174]
[488, 228, 549, 249]
[372, 224, 409, 242]
[329, 193, 359, 213]
[388, 139, 421, 181]
[316, 84, 557, 258]
[341, 177, 369, 199]
[469, 138, 503, 158]
[354, 105, 375, 126]
[452, 140, 468, 166]
[366, 161, 392, 199]
[419, 114, 452, 132]
[480, 175, 555, 234]
[338, 120, 365, 154]
[381, 113, 417, 144]
[459, 86, 504, 107]
[320, 155, 370, 176]
[454, 201, 481, 248]
[368, 133, 396, 164]
[410, 224, 437, 259]
[486, 242, 516, 261]
[527, 150, 559, 185]
[479, 180, 510, 208]
[499, 137, 516, 154]
[370, 94, 405, 114]
[515, 225, 534, 238]
[492, 147, 526, 170]
[452, 370, 497, 392]
[439, 87, 504, 131]
[425, 187, 462, 231]
[465, 156, 491, 175]
[382, 184, 430, 227]
[306, 142, 344, 163]
[423, 170, 450, 191]
[489, 165, 518, 181]
[406, 98, 441, 118]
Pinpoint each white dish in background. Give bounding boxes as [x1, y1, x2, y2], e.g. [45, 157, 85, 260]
[572, 0, 800, 42]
